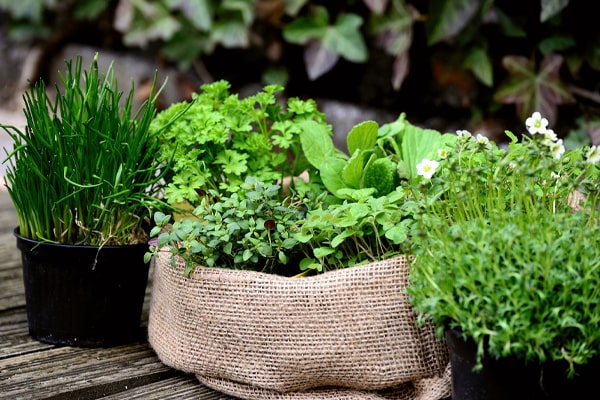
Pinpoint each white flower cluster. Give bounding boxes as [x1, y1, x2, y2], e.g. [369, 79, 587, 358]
[416, 112, 600, 180]
[526, 111, 600, 164]
[525, 111, 565, 159]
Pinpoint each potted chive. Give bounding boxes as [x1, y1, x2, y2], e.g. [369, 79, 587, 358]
[1, 53, 171, 347]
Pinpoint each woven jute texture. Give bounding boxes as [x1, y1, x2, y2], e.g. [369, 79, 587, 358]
[148, 252, 451, 400]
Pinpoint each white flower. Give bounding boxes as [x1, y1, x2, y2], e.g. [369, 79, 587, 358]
[475, 133, 491, 149]
[525, 112, 549, 135]
[456, 130, 472, 139]
[543, 128, 557, 142]
[585, 145, 600, 164]
[416, 158, 440, 179]
[437, 148, 449, 159]
[549, 139, 565, 159]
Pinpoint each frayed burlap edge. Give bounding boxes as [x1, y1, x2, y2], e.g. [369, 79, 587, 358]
[148, 251, 450, 399]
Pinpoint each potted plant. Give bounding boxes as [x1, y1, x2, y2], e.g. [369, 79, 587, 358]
[144, 82, 452, 400]
[1, 53, 171, 347]
[407, 113, 600, 399]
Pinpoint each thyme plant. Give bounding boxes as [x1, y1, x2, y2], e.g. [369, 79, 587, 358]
[2, 54, 169, 245]
[407, 112, 600, 376]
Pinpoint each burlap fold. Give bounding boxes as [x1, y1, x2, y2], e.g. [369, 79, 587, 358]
[148, 252, 450, 400]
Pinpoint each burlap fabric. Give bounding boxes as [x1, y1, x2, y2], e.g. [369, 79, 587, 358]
[148, 252, 451, 400]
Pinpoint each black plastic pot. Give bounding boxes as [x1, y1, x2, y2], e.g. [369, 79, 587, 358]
[445, 328, 598, 400]
[15, 228, 150, 347]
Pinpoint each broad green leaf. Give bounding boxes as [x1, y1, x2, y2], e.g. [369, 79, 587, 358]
[320, 157, 348, 196]
[74, 0, 110, 19]
[540, 0, 569, 22]
[222, 0, 254, 24]
[426, 0, 480, 45]
[331, 230, 354, 248]
[282, 0, 308, 16]
[400, 122, 449, 181]
[539, 35, 575, 56]
[211, 20, 249, 48]
[282, 5, 328, 44]
[322, 13, 368, 63]
[299, 120, 337, 169]
[313, 246, 336, 258]
[0, 0, 44, 21]
[299, 258, 323, 272]
[166, 0, 212, 31]
[123, 14, 180, 47]
[370, 0, 415, 56]
[347, 120, 379, 155]
[342, 150, 365, 189]
[362, 157, 397, 196]
[348, 203, 370, 220]
[384, 225, 408, 244]
[337, 187, 377, 200]
[465, 46, 493, 87]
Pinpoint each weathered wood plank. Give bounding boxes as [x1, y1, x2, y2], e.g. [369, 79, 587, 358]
[96, 376, 237, 400]
[0, 342, 176, 399]
[0, 307, 54, 359]
[0, 265, 23, 310]
[0, 190, 239, 400]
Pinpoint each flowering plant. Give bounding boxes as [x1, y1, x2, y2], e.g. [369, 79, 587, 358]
[407, 112, 600, 376]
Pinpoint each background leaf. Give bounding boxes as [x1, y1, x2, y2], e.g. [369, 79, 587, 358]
[540, 0, 569, 23]
[495, 54, 575, 124]
[304, 39, 339, 80]
[322, 13, 368, 63]
[426, 0, 481, 45]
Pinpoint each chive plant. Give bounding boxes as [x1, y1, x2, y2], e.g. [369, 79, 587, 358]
[2, 53, 169, 245]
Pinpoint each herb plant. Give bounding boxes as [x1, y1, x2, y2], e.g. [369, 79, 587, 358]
[146, 177, 322, 276]
[147, 107, 453, 275]
[2, 53, 169, 245]
[299, 114, 454, 200]
[293, 114, 455, 272]
[150, 80, 328, 206]
[407, 112, 600, 376]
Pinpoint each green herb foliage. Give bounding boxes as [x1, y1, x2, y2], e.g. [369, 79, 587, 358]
[293, 114, 454, 272]
[408, 210, 600, 377]
[294, 187, 418, 272]
[146, 177, 322, 276]
[150, 80, 328, 206]
[2, 53, 168, 245]
[300, 114, 455, 200]
[407, 114, 600, 376]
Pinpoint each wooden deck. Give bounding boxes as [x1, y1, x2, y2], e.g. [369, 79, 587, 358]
[0, 189, 237, 400]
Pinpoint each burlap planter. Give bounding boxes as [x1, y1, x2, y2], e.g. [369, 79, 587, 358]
[148, 251, 451, 400]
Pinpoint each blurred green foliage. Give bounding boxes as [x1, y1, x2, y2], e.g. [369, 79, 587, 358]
[1, 0, 598, 139]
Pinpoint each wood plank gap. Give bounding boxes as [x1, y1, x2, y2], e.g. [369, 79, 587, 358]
[43, 370, 181, 400]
